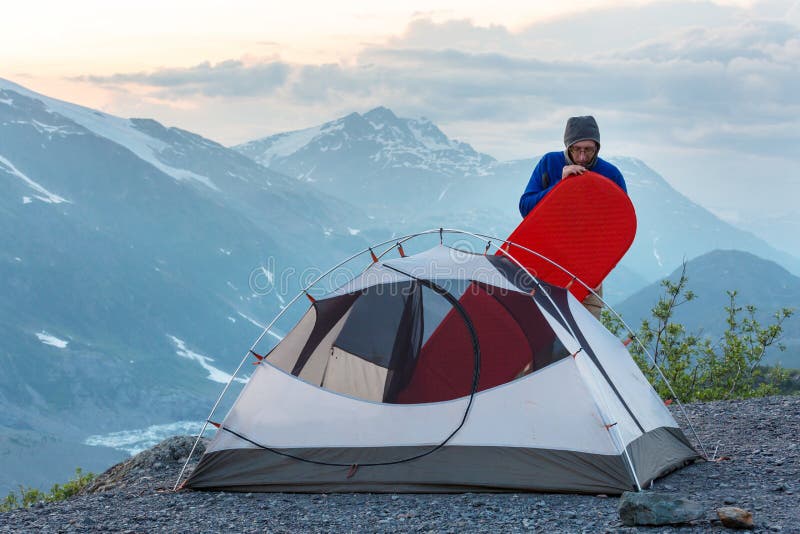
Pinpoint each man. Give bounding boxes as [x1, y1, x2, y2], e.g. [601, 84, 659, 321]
[518, 116, 628, 318]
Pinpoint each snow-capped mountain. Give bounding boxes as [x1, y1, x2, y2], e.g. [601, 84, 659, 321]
[235, 107, 800, 297]
[235, 107, 495, 210]
[0, 78, 380, 493]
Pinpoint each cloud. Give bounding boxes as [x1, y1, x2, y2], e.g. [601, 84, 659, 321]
[73, 0, 799, 162]
[290, 63, 375, 103]
[387, 1, 745, 58]
[385, 17, 518, 53]
[79, 60, 291, 98]
[620, 19, 800, 63]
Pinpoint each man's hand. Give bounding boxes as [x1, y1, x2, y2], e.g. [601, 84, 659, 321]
[562, 165, 587, 179]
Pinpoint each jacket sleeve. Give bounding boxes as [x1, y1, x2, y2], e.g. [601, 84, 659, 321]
[612, 168, 628, 194]
[597, 160, 627, 194]
[519, 159, 553, 218]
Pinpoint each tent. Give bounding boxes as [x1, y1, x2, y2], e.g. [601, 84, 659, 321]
[183, 234, 699, 494]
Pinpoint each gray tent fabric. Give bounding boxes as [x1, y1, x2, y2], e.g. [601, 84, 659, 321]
[185, 245, 700, 494]
[187, 426, 696, 494]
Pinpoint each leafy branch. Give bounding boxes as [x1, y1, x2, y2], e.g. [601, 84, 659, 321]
[602, 264, 794, 402]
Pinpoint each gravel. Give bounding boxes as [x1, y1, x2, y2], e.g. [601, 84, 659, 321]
[2, 395, 798, 533]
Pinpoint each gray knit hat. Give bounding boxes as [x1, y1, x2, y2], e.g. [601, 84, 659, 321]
[564, 116, 600, 148]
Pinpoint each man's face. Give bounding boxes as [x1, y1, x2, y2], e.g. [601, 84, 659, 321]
[569, 140, 598, 165]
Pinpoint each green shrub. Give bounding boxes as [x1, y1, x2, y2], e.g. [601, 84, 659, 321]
[1, 468, 95, 512]
[603, 266, 795, 402]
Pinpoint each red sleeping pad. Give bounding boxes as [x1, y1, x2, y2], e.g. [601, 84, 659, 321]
[500, 170, 636, 301]
[395, 171, 636, 404]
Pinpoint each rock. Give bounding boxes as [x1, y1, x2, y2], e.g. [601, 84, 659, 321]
[618, 491, 705, 526]
[717, 507, 754, 530]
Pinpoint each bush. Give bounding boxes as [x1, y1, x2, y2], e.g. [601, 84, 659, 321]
[1, 468, 95, 512]
[602, 265, 795, 402]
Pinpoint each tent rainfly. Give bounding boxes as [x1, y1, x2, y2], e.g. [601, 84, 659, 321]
[183, 234, 699, 494]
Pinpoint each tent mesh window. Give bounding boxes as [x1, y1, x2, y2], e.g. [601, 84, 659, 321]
[265, 276, 570, 404]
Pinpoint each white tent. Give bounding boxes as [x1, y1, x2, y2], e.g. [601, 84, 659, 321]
[183, 232, 698, 494]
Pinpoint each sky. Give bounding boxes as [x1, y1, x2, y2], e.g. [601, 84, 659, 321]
[2, 0, 800, 250]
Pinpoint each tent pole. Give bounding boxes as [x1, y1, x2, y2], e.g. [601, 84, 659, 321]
[588, 304, 710, 460]
[613, 425, 643, 491]
[172, 286, 307, 490]
[176, 228, 705, 490]
[173, 421, 209, 490]
[451, 229, 697, 482]
[173, 229, 447, 490]
[445, 228, 585, 345]
[467, 230, 710, 461]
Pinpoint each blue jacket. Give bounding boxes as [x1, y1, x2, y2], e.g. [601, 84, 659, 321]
[519, 151, 627, 217]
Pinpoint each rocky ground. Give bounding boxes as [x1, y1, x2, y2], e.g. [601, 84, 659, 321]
[1, 395, 798, 533]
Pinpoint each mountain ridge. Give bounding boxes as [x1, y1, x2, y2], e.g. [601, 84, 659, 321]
[232, 106, 800, 287]
[0, 77, 384, 493]
[614, 249, 800, 367]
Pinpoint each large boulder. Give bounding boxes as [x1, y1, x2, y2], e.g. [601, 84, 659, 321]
[618, 491, 705, 526]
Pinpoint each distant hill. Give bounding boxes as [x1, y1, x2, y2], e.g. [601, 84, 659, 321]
[0, 78, 381, 493]
[614, 250, 800, 368]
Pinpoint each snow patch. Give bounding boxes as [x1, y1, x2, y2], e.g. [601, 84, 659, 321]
[260, 266, 274, 285]
[22, 196, 32, 204]
[168, 335, 245, 384]
[225, 170, 247, 182]
[652, 237, 664, 267]
[236, 312, 283, 341]
[0, 154, 70, 204]
[219, 248, 232, 255]
[407, 119, 452, 151]
[36, 331, 68, 348]
[249, 125, 322, 165]
[236, 311, 265, 329]
[0, 79, 217, 190]
[347, 227, 361, 236]
[29, 119, 79, 138]
[85, 420, 202, 456]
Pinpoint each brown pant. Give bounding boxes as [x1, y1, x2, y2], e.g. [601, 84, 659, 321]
[582, 284, 603, 320]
